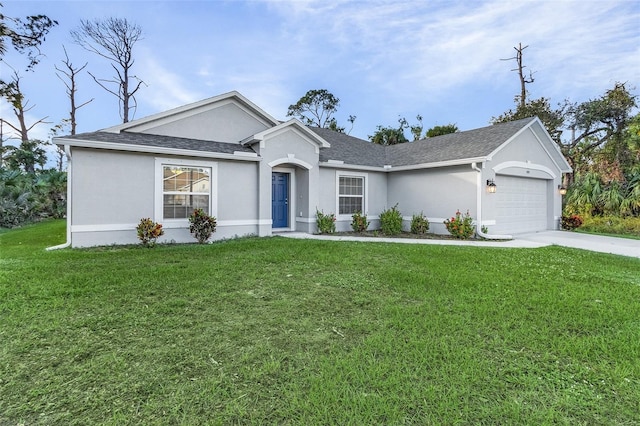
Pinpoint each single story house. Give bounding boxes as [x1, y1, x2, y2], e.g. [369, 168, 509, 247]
[53, 91, 572, 247]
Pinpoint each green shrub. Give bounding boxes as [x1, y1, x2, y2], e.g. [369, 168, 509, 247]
[0, 168, 67, 228]
[136, 218, 164, 247]
[316, 210, 336, 234]
[561, 214, 583, 230]
[410, 212, 430, 234]
[443, 210, 475, 239]
[379, 203, 403, 235]
[189, 208, 217, 243]
[579, 215, 640, 236]
[351, 211, 369, 233]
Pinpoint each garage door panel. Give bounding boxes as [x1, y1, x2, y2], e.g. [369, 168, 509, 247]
[493, 176, 548, 234]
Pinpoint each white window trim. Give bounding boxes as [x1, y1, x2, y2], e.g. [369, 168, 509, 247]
[336, 170, 368, 219]
[155, 157, 218, 227]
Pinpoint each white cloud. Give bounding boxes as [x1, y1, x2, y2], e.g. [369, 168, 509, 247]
[265, 0, 638, 103]
[135, 47, 203, 113]
[2, 0, 637, 158]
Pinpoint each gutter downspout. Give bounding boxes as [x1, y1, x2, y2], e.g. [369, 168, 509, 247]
[46, 145, 72, 251]
[471, 162, 512, 240]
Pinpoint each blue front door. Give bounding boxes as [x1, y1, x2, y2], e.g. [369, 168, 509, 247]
[272, 172, 289, 228]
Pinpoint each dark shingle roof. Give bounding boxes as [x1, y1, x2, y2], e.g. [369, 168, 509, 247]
[385, 117, 534, 166]
[313, 117, 535, 167]
[63, 131, 257, 155]
[312, 127, 386, 167]
[63, 117, 536, 168]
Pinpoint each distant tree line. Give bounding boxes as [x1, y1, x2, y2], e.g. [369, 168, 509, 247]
[493, 44, 638, 219]
[287, 89, 459, 145]
[1, 6, 144, 226]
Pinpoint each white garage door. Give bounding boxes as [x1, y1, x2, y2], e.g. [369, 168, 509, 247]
[494, 175, 548, 234]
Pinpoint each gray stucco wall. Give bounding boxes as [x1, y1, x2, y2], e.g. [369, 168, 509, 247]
[136, 102, 270, 143]
[72, 149, 155, 226]
[70, 149, 154, 247]
[367, 171, 389, 230]
[217, 161, 258, 221]
[388, 165, 477, 234]
[488, 127, 558, 174]
[258, 128, 320, 166]
[294, 168, 311, 230]
[318, 167, 337, 214]
[70, 148, 261, 247]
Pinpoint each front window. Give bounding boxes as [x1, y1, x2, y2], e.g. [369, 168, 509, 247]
[339, 175, 364, 215]
[163, 165, 210, 219]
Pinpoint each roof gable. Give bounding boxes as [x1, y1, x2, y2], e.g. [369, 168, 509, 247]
[102, 91, 281, 143]
[244, 119, 331, 151]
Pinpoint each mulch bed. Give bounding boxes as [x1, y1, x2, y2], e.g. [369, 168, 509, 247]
[327, 231, 473, 241]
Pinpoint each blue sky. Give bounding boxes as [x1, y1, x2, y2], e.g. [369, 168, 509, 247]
[1, 0, 639, 165]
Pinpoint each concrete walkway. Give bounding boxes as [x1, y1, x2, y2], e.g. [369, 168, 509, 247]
[516, 231, 640, 259]
[281, 231, 640, 259]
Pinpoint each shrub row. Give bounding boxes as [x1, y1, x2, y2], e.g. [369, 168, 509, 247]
[317, 206, 430, 236]
[578, 215, 640, 236]
[136, 208, 217, 247]
[317, 206, 482, 240]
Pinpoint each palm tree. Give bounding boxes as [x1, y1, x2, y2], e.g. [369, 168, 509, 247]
[621, 166, 640, 216]
[566, 172, 604, 215]
[600, 180, 625, 215]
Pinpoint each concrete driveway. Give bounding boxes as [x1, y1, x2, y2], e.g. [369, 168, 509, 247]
[282, 231, 640, 259]
[515, 231, 640, 259]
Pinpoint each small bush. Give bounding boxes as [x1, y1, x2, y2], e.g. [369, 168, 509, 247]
[410, 212, 430, 234]
[579, 215, 640, 236]
[351, 211, 369, 233]
[189, 208, 217, 244]
[443, 210, 475, 239]
[136, 218, 164, 247]
[561, 214, 583, 230]
[316, 210, 336, 234]
[379, 204, 403, 235]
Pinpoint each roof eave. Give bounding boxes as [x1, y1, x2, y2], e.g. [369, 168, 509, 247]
[387, 157, 488, 171]
[55, 137, 260, 162]
[319, 161, 387, 172]
[319, 157, 486, 172]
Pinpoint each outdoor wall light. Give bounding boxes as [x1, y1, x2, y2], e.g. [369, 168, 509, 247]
[558, 185, 567, 195]
[486, 179, 497, 193]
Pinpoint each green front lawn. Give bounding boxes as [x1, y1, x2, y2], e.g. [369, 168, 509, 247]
[1, 220, 639, 424]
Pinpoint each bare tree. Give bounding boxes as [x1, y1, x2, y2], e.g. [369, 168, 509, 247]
[0, 68, 50, 172]
[1, 68, 50, 143]
[71, 17, 145, 123]
[49, 46, 93, 170]
[501, 43, 535, 108]
[55, 45, 93, 135]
